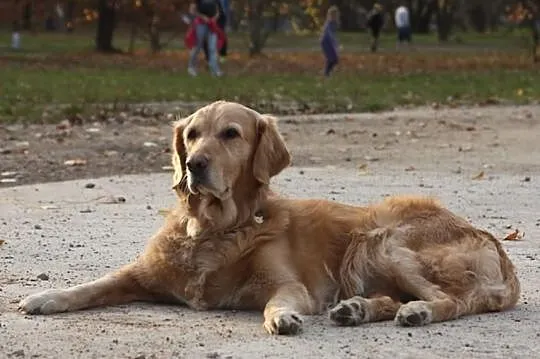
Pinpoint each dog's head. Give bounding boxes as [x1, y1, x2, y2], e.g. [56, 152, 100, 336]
[172, 101, 290, 201]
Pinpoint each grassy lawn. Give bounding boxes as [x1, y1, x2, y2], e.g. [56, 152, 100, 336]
[1, 61, 538, 123]
[0, 27, 533, 55]
[0, 29, 538, 123]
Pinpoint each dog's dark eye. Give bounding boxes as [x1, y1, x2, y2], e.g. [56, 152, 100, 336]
[221, 128, 240, 140]
[186, 129, 198, 141]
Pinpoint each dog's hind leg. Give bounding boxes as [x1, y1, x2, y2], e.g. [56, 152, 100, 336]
[18, 263, 154, 315]
[392, 238, 520, 326]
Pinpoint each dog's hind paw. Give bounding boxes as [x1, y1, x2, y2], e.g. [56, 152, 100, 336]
[395, 301, 433, 327]
[328, 296, 370, 326]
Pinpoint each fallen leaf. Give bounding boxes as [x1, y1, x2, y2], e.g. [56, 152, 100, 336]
[516, 88, 524, 96]
[459, 145, 473, 152]
[404, 166, 416, 172]
[0, 239, 5, 246]
[96, 195, 126, 204]
[363, 155, 379, 162]
[503, 229, 524, 241]
[158, 208, 171, 217]
[40, 205, 59, 210]
[64, 159, 87, 166]
[358, 163, 368, 170]
[15, 141, 29, 148]
[472, 171, 485, 180]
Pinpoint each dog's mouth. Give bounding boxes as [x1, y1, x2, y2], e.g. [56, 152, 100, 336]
[188, 180, 230, 200]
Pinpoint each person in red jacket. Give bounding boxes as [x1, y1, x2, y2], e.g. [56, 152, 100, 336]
[186, 0, 223, 77]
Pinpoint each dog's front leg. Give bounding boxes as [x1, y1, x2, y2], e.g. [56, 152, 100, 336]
[263, 282, 315, 335]
[18, 263, 151, 315]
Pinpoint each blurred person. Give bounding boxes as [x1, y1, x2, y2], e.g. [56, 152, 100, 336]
[217, 0, 229, 62]
[183, 3, 210, 63]
[394, 2, 411, 48]
[11, 21, 21, 50]
[186, 0, 223, 77]
[367, 3, 384, 52]
[320, 6, 340, 77]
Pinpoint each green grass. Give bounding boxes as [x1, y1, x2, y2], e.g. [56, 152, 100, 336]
[1, 64, 538, 123]
[0, 27, 532, 56]
[0, 27, 537, 123]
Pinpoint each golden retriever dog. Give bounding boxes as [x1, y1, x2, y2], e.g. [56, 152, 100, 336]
[18, 101, 520, 335]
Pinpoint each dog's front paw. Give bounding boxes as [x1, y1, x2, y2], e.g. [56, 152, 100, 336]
[18, 289, 71, 315]
[329, 296, 369, 326]
[264, 309, 303, 335]
[395, 301, 433, 327]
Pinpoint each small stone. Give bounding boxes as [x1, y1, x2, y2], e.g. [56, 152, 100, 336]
[37, 273, 49, 281]
[34, 224, 42, 230]
[85, 183, 95, 189]
[523, 176, 531, 182]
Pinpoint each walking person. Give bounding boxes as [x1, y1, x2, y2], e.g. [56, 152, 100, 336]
[320, 6, 340, 77]
[216, 0, 229, 62]
[186, 0, 223, 77]
[183, 3, 210, 63]
[394, 2, 412, 49]
[367, 3, 384, 53]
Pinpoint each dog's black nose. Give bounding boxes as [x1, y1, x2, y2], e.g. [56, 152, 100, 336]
[186, 155, 209, 174]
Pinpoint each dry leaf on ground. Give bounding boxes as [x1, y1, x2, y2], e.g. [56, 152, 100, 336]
[96, 195, 126, 204]
[472, 171, 485, 180]
[64, 159, 87, 166]
[503, 229, 524, 241]
[158, 208, 171, 217]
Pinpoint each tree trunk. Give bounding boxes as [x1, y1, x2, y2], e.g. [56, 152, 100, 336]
[411, 0, 437, 34]
[65, 0, 75, 32]
[533, 18, 539, 63]
[436, 1, 455, 42]
[22, 1, 33, 30]
[149, 15, 161, 53]
[96, 0, 119, 53]
[248, 0, 270, 56]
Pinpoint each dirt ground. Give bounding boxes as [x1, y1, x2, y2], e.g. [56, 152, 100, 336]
[1, 104, 539, 186]
[1, 104, 539, 358]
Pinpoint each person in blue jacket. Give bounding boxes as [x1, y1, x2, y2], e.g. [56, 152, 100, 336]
[320, 6, 340, 77]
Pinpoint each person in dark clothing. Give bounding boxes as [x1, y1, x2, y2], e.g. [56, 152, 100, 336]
[320, 6, 340, 77]
[367, 3, 384, 52]
[216, 0, 228, 60]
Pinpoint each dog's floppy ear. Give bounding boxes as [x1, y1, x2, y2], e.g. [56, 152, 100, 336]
[253, 114, 291, 184]
[171, 114, 193, 195]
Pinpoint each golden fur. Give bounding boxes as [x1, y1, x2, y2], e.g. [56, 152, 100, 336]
[18, 101, 520, 335]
